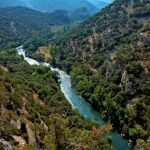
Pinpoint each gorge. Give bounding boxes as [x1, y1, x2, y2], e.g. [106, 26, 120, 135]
[17, 45, 132, 150]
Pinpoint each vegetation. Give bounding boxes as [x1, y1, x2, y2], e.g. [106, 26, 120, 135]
[46, 0, 150, 149]
[0, 48, 113, 149]
[0, 0, 150, 149]
[0, 6, 71, 48]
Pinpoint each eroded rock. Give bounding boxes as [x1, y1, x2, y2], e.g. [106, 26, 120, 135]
[12, 135, 26, 146]
[10, 119, 21, 130]
[0, 139, 12, 150]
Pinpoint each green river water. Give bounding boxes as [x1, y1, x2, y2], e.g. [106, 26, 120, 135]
[17, 46, 132, 150]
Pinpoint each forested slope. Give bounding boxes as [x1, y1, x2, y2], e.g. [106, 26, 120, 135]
[53, 0, 150, 68]
[0, 6, 70, 47]
[0, 48, 113, 150]
[48, 0, 150, 148]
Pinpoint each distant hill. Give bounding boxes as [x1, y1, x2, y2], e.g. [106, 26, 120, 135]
[0, 0, 26, 7]
[70, 7, 90, 22]
[0, 0, 100, 14]
[0, 0, 110, 23]
[0, 6, 70, 47]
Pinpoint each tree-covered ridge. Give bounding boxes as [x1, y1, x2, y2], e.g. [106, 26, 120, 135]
[0, 6, 71, 48]
[52, 0, 149, 69]
[69, 22, 150, 145]
[0, 0, 100, 14]
[0, 49, 113, 150]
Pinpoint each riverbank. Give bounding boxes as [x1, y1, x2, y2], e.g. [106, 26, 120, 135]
[17, 46, 131, 150]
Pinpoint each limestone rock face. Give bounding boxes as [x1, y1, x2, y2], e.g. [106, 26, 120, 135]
[121, 71, 128, 83]
[0, 139, 12, 150]
[10, 119, 21, 130]
[12, 136, 26, 146]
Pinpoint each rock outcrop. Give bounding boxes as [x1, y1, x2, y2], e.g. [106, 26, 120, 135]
[0, 139, 12, 150]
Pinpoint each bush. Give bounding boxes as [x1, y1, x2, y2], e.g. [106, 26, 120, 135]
[126, 62, 144, 76]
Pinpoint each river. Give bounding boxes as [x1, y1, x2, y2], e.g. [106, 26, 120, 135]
[17, 45, 131, 150]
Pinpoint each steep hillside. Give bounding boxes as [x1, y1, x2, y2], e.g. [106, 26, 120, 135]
[0, 6, 70, 48]
[48, 0, 150, 148]
[68, 22, 150, 147]
[53, 0, 150, 68]
[0, 48, 113, 150]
